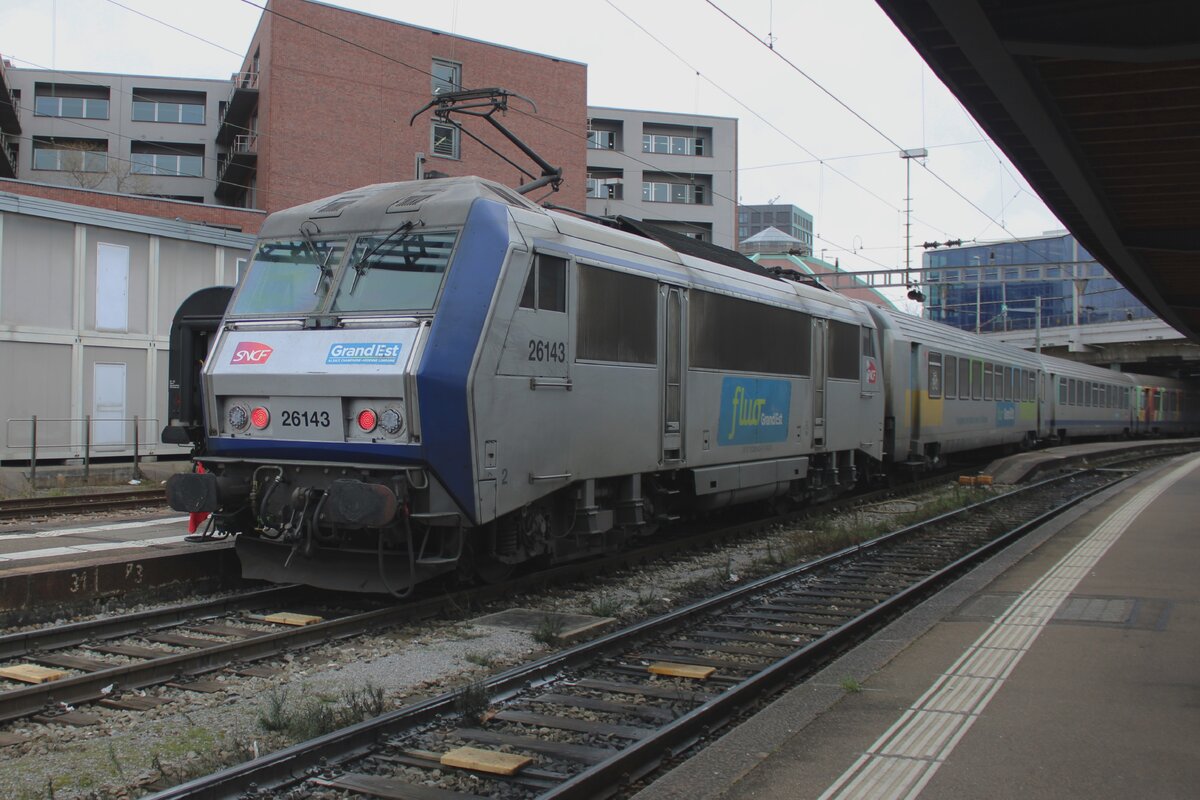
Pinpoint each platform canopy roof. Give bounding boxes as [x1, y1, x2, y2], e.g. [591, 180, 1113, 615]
[875, 0, 1200, 342]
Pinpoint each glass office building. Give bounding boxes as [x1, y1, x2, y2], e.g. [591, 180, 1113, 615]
[922, 232, 1155, 334]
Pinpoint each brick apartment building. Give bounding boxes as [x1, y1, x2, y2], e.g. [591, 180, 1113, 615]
[215, 0, 587, 212]
[0, 0, 588, 219]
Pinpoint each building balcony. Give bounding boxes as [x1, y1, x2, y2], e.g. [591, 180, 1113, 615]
[0, 58, 20, 135]
[215, 134, 257, 202]
[0, 141, 15, 179]
[215, 71, 258, 147]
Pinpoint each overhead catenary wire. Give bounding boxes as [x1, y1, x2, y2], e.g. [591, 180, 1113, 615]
[703, 0, 1070, 270]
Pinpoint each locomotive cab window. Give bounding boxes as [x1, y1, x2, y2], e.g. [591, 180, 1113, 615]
[520, 253, 568, 313]
[231, 238, 347, 315]
[331, 229, 458, 313]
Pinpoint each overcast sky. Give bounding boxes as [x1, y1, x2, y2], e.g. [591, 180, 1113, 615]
[0, 0, 1065, 308]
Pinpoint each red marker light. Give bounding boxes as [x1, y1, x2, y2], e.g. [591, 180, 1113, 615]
[250, 406, 270, 429]
[357, 408, 378, 432]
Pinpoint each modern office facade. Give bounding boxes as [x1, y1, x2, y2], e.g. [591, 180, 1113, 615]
[0, 0, 588, 215]
[921, 232, 1157, 334]
[585, 106, 737, 248]
[1, 64, 227, 203]
[737, 203, 814, 255]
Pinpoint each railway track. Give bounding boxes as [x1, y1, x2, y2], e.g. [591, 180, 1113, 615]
[146, 462, 1137, 800]
[0, 468, 964, 728]
[0, 488, 168, 520]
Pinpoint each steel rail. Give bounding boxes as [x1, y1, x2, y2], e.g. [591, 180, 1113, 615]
[147, 466, 1127, 800]
[0, 488, 168, 520]
[0, 584, 303, 662]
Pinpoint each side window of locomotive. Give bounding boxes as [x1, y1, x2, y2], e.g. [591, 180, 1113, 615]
[927, 352, 942, 399]
[519, 253, 568, 313]
[576, 265, 657, 364]
[959, 357, 970, 399]
[827, 320, 859, 380]
[690, 291, 810, 375]
[944, 355, 957, 400]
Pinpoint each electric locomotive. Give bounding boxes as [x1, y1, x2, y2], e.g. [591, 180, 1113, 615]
[165, 176, 888, 593]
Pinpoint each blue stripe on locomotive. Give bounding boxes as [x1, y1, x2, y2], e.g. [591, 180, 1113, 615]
[209, 198, 511, 522]
[414, 197, 511, 520]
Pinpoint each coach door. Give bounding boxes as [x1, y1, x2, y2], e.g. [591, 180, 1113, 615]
[661, 285, 686, 462]
[812, 319, 827, 448]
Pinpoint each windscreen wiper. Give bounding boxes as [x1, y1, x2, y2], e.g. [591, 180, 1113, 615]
[348, 219, 421, 295]
[298, 219, 335, 295]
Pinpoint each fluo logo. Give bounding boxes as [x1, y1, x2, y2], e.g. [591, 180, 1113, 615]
[719, 377, 791, 446]
[230, 341, 274, 365]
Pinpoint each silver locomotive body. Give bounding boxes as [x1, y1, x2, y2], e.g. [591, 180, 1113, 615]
[167, 177, 887, 593]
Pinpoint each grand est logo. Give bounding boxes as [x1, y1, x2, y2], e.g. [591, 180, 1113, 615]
[230, 341, 274, 365]
[718, 377, 791, 446]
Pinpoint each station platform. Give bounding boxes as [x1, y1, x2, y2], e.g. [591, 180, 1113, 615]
[979, 436, 1199, 484]
[0, 512, 234, 623]
[636, 451, 1200, 800]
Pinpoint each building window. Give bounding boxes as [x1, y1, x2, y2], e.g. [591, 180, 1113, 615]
[432, 123, 459, 158]
[132, 89, 205, 124]
[642, 134, 704, 155]
[131, 143, 204, 177]
[431, 59, 461, 95]
[32, 137, 108, 172]
[96, 243, 130, 332]
[586, 173, 622, 199]
[587, 129, 616, 150]
[34, 83, 109, 119]
[643, 181, 705, 204]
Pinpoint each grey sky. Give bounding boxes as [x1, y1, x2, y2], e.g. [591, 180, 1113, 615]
[0, 0, 1063, 306]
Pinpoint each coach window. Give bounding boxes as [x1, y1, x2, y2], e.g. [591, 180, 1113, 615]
[1085, 381, 1092, 407]
[971, 360, 983, 400]
[944, 356, 957, 400]
[959, 357, 970, 399]
[690, 291, 810, 375]
[928, 353, 942, 399]
[576, 265, 656, 364]
[1059, 378, 1067, 404]
[1027, 372, 1036, 402]
[982, 363, 992, 401]
[521, 253, 568, 313]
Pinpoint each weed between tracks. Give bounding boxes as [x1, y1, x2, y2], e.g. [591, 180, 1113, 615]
[257, 682, 387, 740]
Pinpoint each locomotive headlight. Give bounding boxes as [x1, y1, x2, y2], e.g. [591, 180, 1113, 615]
[228, 404, 250, 432]
[379, 407, 404, 436]
[250, 406, 271, 429]
[357, 408, 378, 433]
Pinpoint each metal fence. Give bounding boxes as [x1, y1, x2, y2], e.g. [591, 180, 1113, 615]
[4, 416, 171, 482]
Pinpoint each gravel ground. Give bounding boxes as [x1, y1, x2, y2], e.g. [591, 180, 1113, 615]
[0, 480, 994, 799]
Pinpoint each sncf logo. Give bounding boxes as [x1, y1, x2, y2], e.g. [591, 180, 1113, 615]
[230, 341, 274, 365]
